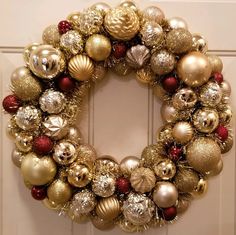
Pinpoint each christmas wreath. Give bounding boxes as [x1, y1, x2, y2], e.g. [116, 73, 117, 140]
[2, 0, 233, 232]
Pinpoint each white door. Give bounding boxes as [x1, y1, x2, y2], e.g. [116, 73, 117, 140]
[0, 1, 235, 235]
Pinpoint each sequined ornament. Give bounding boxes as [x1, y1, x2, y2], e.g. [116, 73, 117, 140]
[142, 6, 165, 24]
[78, 9, 103, 36]
[6, 117, 21, 140]
[136, 66, 155, 84]
[60, 30, 84, 56]
[32, 135, 54, 155]
[154, 159, 176, 180]
[53, 140, 77, 165]
[15, 106, 41, 131]
[11, 148, 25, 168]
[116, 177, 131, 194]
[104, 7, 140, 41]
[92, 173, 116, 197]
[67, 205, 88, 223]
[123, 193, 155, 225]
[192, 34, 208, 53]
[92, 63, 107, 83]
[42, 25, 60, 47]
[150, 50, 176, 75]
[172, 122, 193, 144]
[15, 132, 33, 153]
[23, 43, 41, 67]
[95, 156, 120, 176]
[91, 215, 115, 230]
[120, 156, 140, 177]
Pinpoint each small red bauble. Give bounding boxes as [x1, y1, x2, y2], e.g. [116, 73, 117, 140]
[169, 146, 182, 162]
[162, 206, 177, 221]
[2, 94, 21, 114]
[112, 42, 127, 59]
[31, 186, 47, 200]
[32, 135, 54, 155]
[215, 125, 228, 141]
[213, 72, 224, 84]
[58, 20, 72, 34]
[57, 76, 75, 92]
[162, 76, 179, 93]
[116, 177, 131, 194]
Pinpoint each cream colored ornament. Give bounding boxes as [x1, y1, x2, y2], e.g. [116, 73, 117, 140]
[120, 156, 140, 177]
[119, 0, 138, 12]
[11, 149, 25, 168]
[172, 122, 193, 144]
[23, 43, 41, 66]
[161, 102, 178, 123]
[91, 216, 115, 230]
[142, 6, 165, 24]
[42, 25, 60, 48]
[220, 80, 231, 97]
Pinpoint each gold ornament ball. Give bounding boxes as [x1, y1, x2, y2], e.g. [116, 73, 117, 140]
[21, 153, 57, 185]
[168, 17, 188, 30]
[136, 66, 155, 84]
[172, 122, 193, 144]
[157, 124, 174, 142]
[67, 12, 80, 31]
[42, 25, 60, 48]
[119, 0, 138, 12]
[92, 63, 108, 83]
[47, 179, 72, 205]
[120, 156, 140, 177]
[177, 194, 192, 214]
[154, 159, 176, 180]
[112, 59, 133, 76]
[206, 158, 223, 177]
[90, 2, 111, 16]
[220, 134, 233, 154]
[85, 34, 112, 61]
[207, 55, 223, 74]
[42, 198, 62, 211]
[177, 51, 212, 87]
[6, 118, 20, 140]
[118, 218, 139, 233]
[91, 216, 115, 230]
[15, 132, 33, 153]
[11, 148, 25, 168]
[153, 83, 169, 101]
[67, 125, 82, 144]
[192, 178, 208, 198]
[192, 34, 208, 53]
[23, 43, 41, 66]
[161, 102, 178, 123]
[218, 104, 232, 125]
[220, 80, 231, 97]
[186, 137, 221, 174]
[142, 6, 165, 24]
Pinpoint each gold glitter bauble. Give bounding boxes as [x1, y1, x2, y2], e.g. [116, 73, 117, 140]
[68, 55, 94, 81]
[173, 168, 199, 193]
[142, 6, 165, 24]
[23, 43, 41, 66]
[168, 17, 188, 30]
[177, 194, 192, 214]
[192, 34, 208, 53]
[42, 25, 60, 48]
[104, 7, 140, 41]
[130, 167, 156, 193]
[67, 12, 80, 31]
[161, 102, 178, 123]
[118, 218, 139, 233]
[96, 196, 121, 221]
[6, 118, 21, 140]
[11, 66, 42, 101]
[154, 159, 176, 180]
[186, 137, 221, 174]
[166, 28, 192, 54]
[95, 156, 120, 176]
[15, 132, 33, 153]
[47, 179, 72, 205]
[206, 158, 223, 177]
[21, 153, 57, 185]
[91, 216, 115, 230]
[90, 2, 111, 16]
[76, 144, 96, 169]
[136, 66, 155, 84]
[192, 178, 208, 198]
[177, 51, 212, 87]
[92, 63, 107, 83]
[207, 55, 223, 74]
[120, 156, 140, 177]
[112, 59, 132, 76]
[172, 122, 193, 144]
[157, 124, 174, 142]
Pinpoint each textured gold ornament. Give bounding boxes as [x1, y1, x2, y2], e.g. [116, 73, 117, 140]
[192, 34, 208, 53]
[120, 156, 140, 177]
[168, 17, 188, 30]
[6, 117, 21, 140]
[118, 218, 140, 233]
[23, 43, 41, 66]
[220, 80, 231, 97]
[42, 198, 62, 211]
[157, 124, 174, 142]
[142, 6, 165, 24]
[112, 59, 133, 76]
[154, 159, 176, 180]
[15, 132, 33, 153]
[95, 156, 120, 176]
[104, 7, 140, 41]
[192, 178, 208, 198]
[91, 216, 115, 230]
[136, 66, 155, 84]
[92, 63, 107, 83]
[207, 55, 223, 74]
[172, 122, 193, 144]
[42, 25, 60, 48]
[153, 83, 169, 101]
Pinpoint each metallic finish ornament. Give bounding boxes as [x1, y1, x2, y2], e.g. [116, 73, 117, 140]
[123, 193, 155, 225]
[154, 159, 176, 180]
[85, 34, 112, 61]
[42, 25, 60, 48]
[92, 63, 107, 83]
[136, 66, 155, 84]
[15, 106, 41, 131]
[53, 140, 77, 165]
[12, 148, 25, 168]
[153, 182, 178, 208]
[220, 80, 231, 97]
[11, 66, 42, 101]
[158, 124, 174, 142]
[42, 115, 68, 140]
[96, 196, 121, 221]
[206, 159, 223, 177]
[39, 89, 66, 114]
[120, 156, 140, 177]
[92, 173, 116, 197]
[42, 198, 62, 211]
[192, 178, 208, 198]
[192, 34, 208, 53]
[199, 82, 222, 107]
[29, 45, 66, 79]
[78, 9, 103, 36]
[186, 137, 221, 174]
[220, 133, 233, 153]
[15, 132, 33, 153]
[168, 17, 188, 30]
[67, 12, 80, 31]
[91, 216, 115, 230]
[150, 50, 176, 75]
[207, 55, 223, 74]
[24, 179, 33, 190]
[153, 83, 169, 101]
[68, 163, 92, 187]
[23, 43, 41, 66]
[21, 152, 57, 185]
[140, 22, 164, 48]
[126, 45, 150, 69]
[166, 28, 192, 54]
[161, 102, 178, 123]
[142, 6, 165, 24]
[104, 7, 140, 41]
[67, 125, 82, 144]
[118, 218, 140, 233]
[6, 118, 21, 140]
[173, 168, 199, 193]
[90, 2, 111, 16]
[47, 179, 72, 205]
[111, 59, 133, 76]
[193, 108, 219, 133]
[68, 55, 94, 81]
[218, 104, 232, 125]
[67, 206, 89, 223]
[130, 167, 156, 193]
[177, 51, 212, 87]
[172, 88, 197, 110]
[177, 194, 192, 214]
[60, 30, 84, 55]
[95, 156, 120, 176]
[172, 122, 193, 144]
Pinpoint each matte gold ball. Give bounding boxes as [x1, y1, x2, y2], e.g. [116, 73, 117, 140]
[172, 122, 193, 144]
[206, 158, 223, 177]
[207, 55, 223, 74]
[42, 25, 60, 48]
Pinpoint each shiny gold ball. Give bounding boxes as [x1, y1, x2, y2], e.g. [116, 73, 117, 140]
[42, 198, 62, 211]
[172, 122, 193, 144]
[68, 54, 94, 81]
[119, 0, 138, 12]
[161, 102, 178, 123]
[168, 17, 188, 30]
[142, 6, 165, 24]
[206, 158, 223, 177]
[120, 156, 140, 177]
[42, 25, 60, 48]
[67, 12, 80, 31]
[154, 159, 176, 180]
[85, 34, 112, 61]
[6, 118, 21, 140]
[11, 148, 25, 168]
[220, 80, 231, 97]
[21, 153, 57, 185]
[23, 43, 41, 66]
[136, 66, 155, 84]
[186, 137, 221, 174]
[207, 55, 223, 74]
[15, 132, 33, 153]
[90, 2, 111, 16]
[192, 34, 208, 53]
[218, 104, 232, 125]
[192, 178, 208, 198]
[91, 216, 115, 230]
[177, 51, 212, 87]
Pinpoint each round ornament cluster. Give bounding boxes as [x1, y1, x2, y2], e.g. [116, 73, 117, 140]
[2, 0, 233, 233]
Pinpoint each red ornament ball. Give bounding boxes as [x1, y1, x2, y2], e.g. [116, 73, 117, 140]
[58, 20, 72, 34]
[162, 76, 179, 93]
[112, 42, 127, 59]
[215, 125, 228, 141]
[32, 135, 54, 155]
[116, 177, 131, 194]
[213, 72, 224, 84]
[57, 76, 75, 92]
[169, 146, 182, 162]
[2, 94, 21, 114]
[162, 206, 177, 221]
[31, 186, 47, 200]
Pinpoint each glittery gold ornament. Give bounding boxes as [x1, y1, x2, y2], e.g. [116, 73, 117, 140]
[218, 104, 232, 125]
[90, 2, 111, 16]
[220, 80, 231, 97]
[220, 134, 233, 153]
[186, 137, 221, 174]
[47, 179, 72, 205]
[68, 55, 94, 81]
[11, 67, 42, 101]
[112, 59, 132, 76]
[150, 50, 176, 75]
[6, 118, 21, 139]
[154, 159, 176, 180]
[120, 156, 140, 177]
[153, 83, 169, 101]
[161, 102, 178, 123]
[192, 34, 208, 53]
[177, 194, 192, 214]
[67, 12, 80, 31]
[207, 55, 223, 74]
[23, 43, 41, 66]
[96, 196, 121, 221]
[85, 34, 112, 61]
[42, 198, 62, 211]
[192, 178, 208, 198]
[119, 0, 138, 12]
[15, 132, 33, 153]
[206, 159, 223, 177]
[118, 218, 140, 233]
[104, 7, 140, 41]
[173, 168, 199, 193]
[130, 167, 156, 193]
[42, 25, 60, 48]
[157, 124, 174, 142]
[91, 216, 115, 230]
[168, 17, 188, 30]
[95, 156, 120, 176]
[92, 63, 107, 83]
[172, 122, 193, 144]
[21, 152, 57, 185]
[11, 148, 25, 168]
[142, 6, 165, 24]
[166, 28, 192, 54]
[67, 206, 88, 224]
[136, 66, 155, 84]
